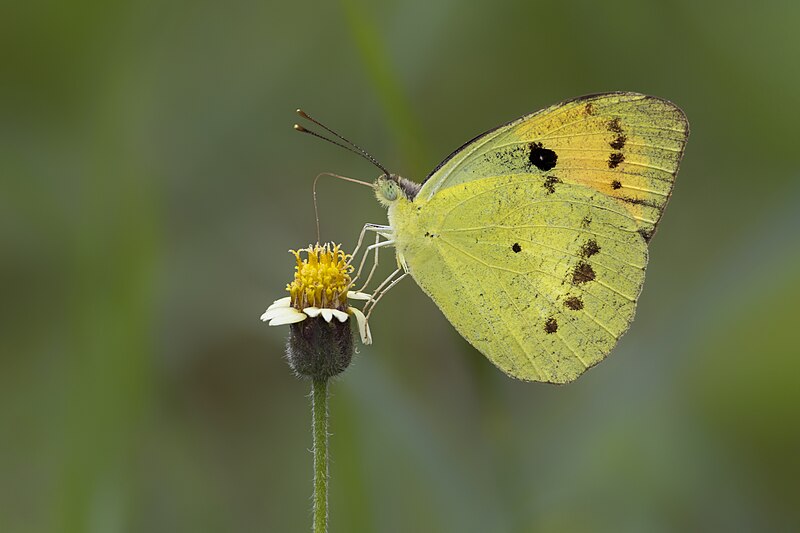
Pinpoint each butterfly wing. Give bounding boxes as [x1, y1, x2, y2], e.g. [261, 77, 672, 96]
[416, 92, 689, 241]
[392, 93, 688, 383]
[393, 174, 648, 383]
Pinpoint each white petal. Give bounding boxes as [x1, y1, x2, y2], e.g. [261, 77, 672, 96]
[303, 307, 322, 317]
[330, 309, 349, 322]
[320, 308, 334, 322]
[347, 291, 373, 301]
[348, 307, 372, 345]
[267, 296, 291, 311]
[261, 305, 298, 322]
[268, 308, 307, 325]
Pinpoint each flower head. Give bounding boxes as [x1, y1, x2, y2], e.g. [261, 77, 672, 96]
[261, 243, 372, 378]
[288, 243, 351, 310]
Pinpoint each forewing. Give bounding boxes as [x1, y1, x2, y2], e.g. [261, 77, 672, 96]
[417, 92, 689, 241]
[404, 175, 648, 383]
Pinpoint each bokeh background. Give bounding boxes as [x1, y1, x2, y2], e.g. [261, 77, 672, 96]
[3, 0, 799, 531]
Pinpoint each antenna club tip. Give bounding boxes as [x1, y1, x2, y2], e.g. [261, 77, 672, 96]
[293, 124, 306, 132]
[296, 109, 310, 119]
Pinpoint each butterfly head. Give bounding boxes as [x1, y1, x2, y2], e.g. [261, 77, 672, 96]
[374, 174, 421, 207]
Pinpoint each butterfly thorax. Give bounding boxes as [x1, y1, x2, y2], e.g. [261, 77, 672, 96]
[385, 187, 445, 277]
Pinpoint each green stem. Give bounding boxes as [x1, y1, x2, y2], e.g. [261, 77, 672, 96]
[312, 377, 329, 533]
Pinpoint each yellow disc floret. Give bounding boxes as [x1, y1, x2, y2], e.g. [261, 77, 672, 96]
[287, 243, 353, 310]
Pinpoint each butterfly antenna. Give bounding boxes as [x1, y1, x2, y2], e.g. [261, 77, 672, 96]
[295, 109, 390, 175]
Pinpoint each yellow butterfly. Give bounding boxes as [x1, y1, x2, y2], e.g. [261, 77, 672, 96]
[300, 92, 688, 384]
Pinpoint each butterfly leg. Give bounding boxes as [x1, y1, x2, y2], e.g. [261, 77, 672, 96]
[362, 267, 401, 310]
[356, 233, 394, 293]
[351, 223, 392, 260]
[357, 238, 396, 287]
[351, 224, 393, 287]
[364, 269, 409, 321]
[351, 233, 381, 288]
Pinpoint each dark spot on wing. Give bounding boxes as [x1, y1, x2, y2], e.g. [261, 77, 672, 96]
[584, 102, 594, 115]
[607, 118, 627, 150]
[543, 175, 561, 194]
[544, 317, 558, 333]
[564, 296, 584, 310]
[608, 152, 625, 169]
[512, 242, 522, 253]
[581, 216, 592, 228]
[581, 239, 600, 257]
[607, 117, 623, 134]
[529, 142, 558, 171]
[611, 180, 622, 190]
[572, 261, 596, 284]
[620, 196, 660, 209]
[638, 228, 654, 242]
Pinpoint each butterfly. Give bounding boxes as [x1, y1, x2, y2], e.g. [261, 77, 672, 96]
[301, 92, 688, 384]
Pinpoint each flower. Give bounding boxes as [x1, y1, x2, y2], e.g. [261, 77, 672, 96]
[260, 243, 373, 345]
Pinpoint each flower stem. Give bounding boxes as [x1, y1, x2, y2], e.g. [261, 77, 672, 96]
[312, 377, 329, 533]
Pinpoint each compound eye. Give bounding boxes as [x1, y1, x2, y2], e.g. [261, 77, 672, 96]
[385, 182, 398, 201]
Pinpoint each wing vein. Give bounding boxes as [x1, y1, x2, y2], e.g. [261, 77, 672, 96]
[441, 224, 643, 248]
[474, 238, 644, 279]
[437, 238, 545, 379]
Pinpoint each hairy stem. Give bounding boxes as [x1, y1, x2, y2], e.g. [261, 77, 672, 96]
[312, 377, 329, 533]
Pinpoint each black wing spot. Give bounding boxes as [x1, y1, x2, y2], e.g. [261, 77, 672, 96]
[529, 142, 558, 171]
[610, 134, 627, 150]
[607, 118, 626, 150]
[544, 317, 558, 334]
[512, 242, 522, 253]
[543, 175, 561, 194]
[608, 152, 625, 169]
[584, 102, 594, 116]
[564, 296, 584, 310]
[581, 216, 592, 228]
[611, 180, 622, 190]
[580, 239, 601, 258]
[572, 261, 596, 284]
[638, 228, 654, 242]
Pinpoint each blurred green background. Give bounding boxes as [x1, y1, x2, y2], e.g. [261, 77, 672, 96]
[3, 0, 799, 531]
